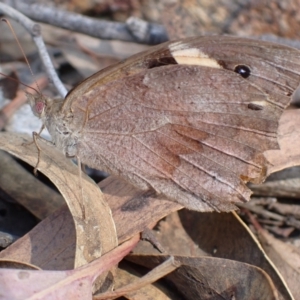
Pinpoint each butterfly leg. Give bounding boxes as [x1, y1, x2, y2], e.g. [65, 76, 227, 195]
[22, 124, 47, 175]
[32, 130, 43, 176]
[75, 155, 86, 219]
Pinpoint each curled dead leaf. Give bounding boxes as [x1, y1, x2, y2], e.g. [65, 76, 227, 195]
[0, 132, 117, 267]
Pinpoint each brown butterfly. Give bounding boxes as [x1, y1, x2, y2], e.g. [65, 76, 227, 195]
[27, 35, 300, 212]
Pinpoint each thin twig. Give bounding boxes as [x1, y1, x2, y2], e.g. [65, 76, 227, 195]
[3, 0, 168, 45]
[126, 16, 168, 44]
[238, 203, 285, 221]
[0, 2, 67, 97]
[238, 202, 300, 230]
[94, 256, 179, 299]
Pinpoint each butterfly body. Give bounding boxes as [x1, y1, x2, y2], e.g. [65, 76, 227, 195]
[28, 36, 300, 212]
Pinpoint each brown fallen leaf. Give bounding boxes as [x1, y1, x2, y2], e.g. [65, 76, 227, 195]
[0, 176, 182, 270]
[0, 132, 117, 268]
[0, 171, 294, 298]
[128, 253, 280, 300]
[100, 176, 182, 242]
[128, 210, 293, 300]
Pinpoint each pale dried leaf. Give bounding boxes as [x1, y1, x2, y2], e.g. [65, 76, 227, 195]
[0, 236, 139, 300]
[258, 229, 300, 299]
[265, 109, 300, 175]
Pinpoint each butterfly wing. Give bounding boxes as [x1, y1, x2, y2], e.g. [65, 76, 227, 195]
[62, 36, 300, 212]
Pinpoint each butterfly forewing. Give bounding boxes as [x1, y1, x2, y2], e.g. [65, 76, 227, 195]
[55, 36, 300, 212]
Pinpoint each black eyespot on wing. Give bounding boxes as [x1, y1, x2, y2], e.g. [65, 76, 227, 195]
[146, 57, 178, 69]
[234, 65, 251, 78]
[248, 103, 263, 110]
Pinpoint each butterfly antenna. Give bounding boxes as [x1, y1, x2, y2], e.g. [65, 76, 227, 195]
[2, 18, 42, 94]
[0, 71, 40, 94]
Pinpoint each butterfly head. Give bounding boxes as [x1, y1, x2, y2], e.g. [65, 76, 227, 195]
[26, 92, 49, 119]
